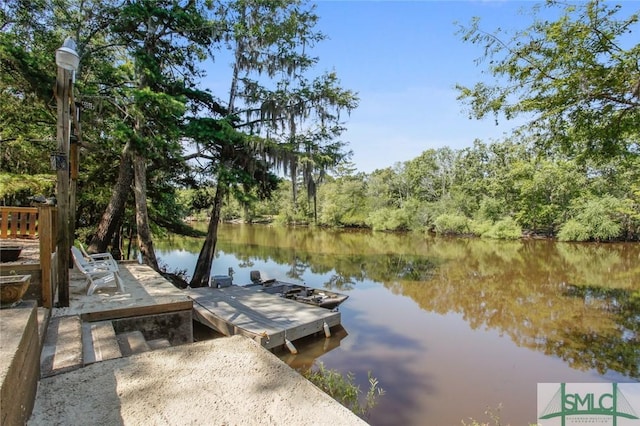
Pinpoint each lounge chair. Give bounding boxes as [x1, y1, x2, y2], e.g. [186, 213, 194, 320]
[78, 243, 119, 269]
[71, 246, 124, 295]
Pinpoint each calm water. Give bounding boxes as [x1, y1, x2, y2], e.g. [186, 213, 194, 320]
[153, 223, 640, 425]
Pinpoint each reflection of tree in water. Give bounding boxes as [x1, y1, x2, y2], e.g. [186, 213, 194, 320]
[384, 255, 436, 281]
[157, 224, 640, 379]
[237, 259, 255, 268]
[552, 285, 640, 378]
[286, 256, 308, 281]
[327, 274, 357, 291]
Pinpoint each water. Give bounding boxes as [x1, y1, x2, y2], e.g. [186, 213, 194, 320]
[153, 223, 640, 425]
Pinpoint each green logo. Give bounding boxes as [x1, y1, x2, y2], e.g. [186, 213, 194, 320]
[539, 383, 639, 426]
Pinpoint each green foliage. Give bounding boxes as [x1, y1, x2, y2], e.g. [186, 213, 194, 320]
[557, 219, 591, 242]
[434, 213, 470, 235]
[480, 217, 522, 240]
[457, 0, 640, 161]
[476, 197, 506, 223]
[367, 207, 412, 232]
[469, 219, 492, 237]
[511, 159, 586, 235]
[0, 173, 56, 205]
[303, 362, 384, 419]
[317, 174, 368, 227]
[558, 197, 623, 241]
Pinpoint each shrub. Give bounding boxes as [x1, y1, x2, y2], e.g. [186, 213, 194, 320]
[558, 197, 623, 241]
[434, 214, 470, 235]
[481, 217, 522, 239]
[557, 219, 590, 242]
[469, 219, 492, 236]
[366, 208, 411, 231]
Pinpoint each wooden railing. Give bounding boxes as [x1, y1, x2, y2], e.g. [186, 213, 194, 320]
[0, 206, 58, 307]
[0, 207, 39, 238]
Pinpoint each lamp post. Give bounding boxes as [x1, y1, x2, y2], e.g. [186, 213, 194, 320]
[55, 37, 79, 307]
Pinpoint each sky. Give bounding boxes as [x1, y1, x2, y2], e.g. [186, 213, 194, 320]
[303, 0, 638, 173]
[308, 0, 540, 173]
[205, 1, 640, 174]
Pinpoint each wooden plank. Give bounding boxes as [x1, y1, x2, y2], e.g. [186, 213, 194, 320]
[0, 209, 8, 238]
[0, 207, 38, 214]
[83, 321, 122, 365]
[187, 286, 340, 350]
[39, 207, 54, 308]
[40, 315, 83, 377]
[80, 300, 192, 322]
[192, 304, 268, 347]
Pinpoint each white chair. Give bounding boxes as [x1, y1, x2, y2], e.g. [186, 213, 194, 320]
[79, 243, 119, 269]
[71, 246, 124, 295]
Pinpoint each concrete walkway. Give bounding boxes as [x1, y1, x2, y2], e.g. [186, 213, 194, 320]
[29, 335, 367, 425]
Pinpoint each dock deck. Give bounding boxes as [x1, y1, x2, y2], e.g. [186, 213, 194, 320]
[185, 286, 341, 350]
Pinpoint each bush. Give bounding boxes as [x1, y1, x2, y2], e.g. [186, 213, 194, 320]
[434, 214, 470, 235]
[366, 208, 411, 231]
[469, 219, 492, 236]
[476, 197, 505, 223]
[558, 197, 623, 241]
[481, 217, 522, 239]
[557, 219, 590, 242]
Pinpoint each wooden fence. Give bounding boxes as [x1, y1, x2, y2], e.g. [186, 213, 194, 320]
[0, 207, 40, 238]
[0, 206, 58, 307]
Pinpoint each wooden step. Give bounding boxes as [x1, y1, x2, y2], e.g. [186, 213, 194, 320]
[40, 315, 83, 378]
[117, 331, 150, 356]
[82, 321, 122, 365]
[147, 338, 171, 350]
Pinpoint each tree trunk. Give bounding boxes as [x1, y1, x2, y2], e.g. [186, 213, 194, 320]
[88, 142, 133, 253]
[133, 152, 159, 270]
[290, 158, 298, 206]
[190, 181, 226, 287]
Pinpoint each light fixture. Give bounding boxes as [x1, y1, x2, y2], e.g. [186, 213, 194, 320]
[55, 37, 79, 71]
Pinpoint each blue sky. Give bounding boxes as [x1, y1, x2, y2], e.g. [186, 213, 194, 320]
[204, 1, 639, 174]
[302, 0, 638, 173]
[309, 0, 538, 172]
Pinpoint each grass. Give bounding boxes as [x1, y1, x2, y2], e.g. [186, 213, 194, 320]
[302, 362, 385, 420]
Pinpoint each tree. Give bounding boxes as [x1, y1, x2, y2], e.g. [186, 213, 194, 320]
[187, 0, 317, 287]
[509, 158, 586, 234]
[317, 162, 368, 227]
[87, 0, 218, 269]
[188, 0, 357, 286]
[0, 1, 69, 175]
[457, 0, 640, 162]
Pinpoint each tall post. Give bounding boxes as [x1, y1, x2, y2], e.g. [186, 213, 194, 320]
[55, 37, 79, 307]
[56, 66, 71, 306]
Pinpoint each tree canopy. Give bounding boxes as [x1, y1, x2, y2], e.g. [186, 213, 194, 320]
[456, 0, 639, 162]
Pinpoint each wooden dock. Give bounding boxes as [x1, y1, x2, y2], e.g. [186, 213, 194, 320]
[185, 286, 341, 351]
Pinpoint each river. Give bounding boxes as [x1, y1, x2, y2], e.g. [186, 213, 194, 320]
[152, 223, 640, 425]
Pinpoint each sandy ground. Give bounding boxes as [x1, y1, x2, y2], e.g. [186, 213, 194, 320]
[29, 335, 367, 426]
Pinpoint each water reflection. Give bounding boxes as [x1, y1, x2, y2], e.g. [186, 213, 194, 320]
[155, 224, 640, 425]
[278, 326, 350, 370]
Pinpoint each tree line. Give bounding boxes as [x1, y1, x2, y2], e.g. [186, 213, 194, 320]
[214, 137, 638, 241]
